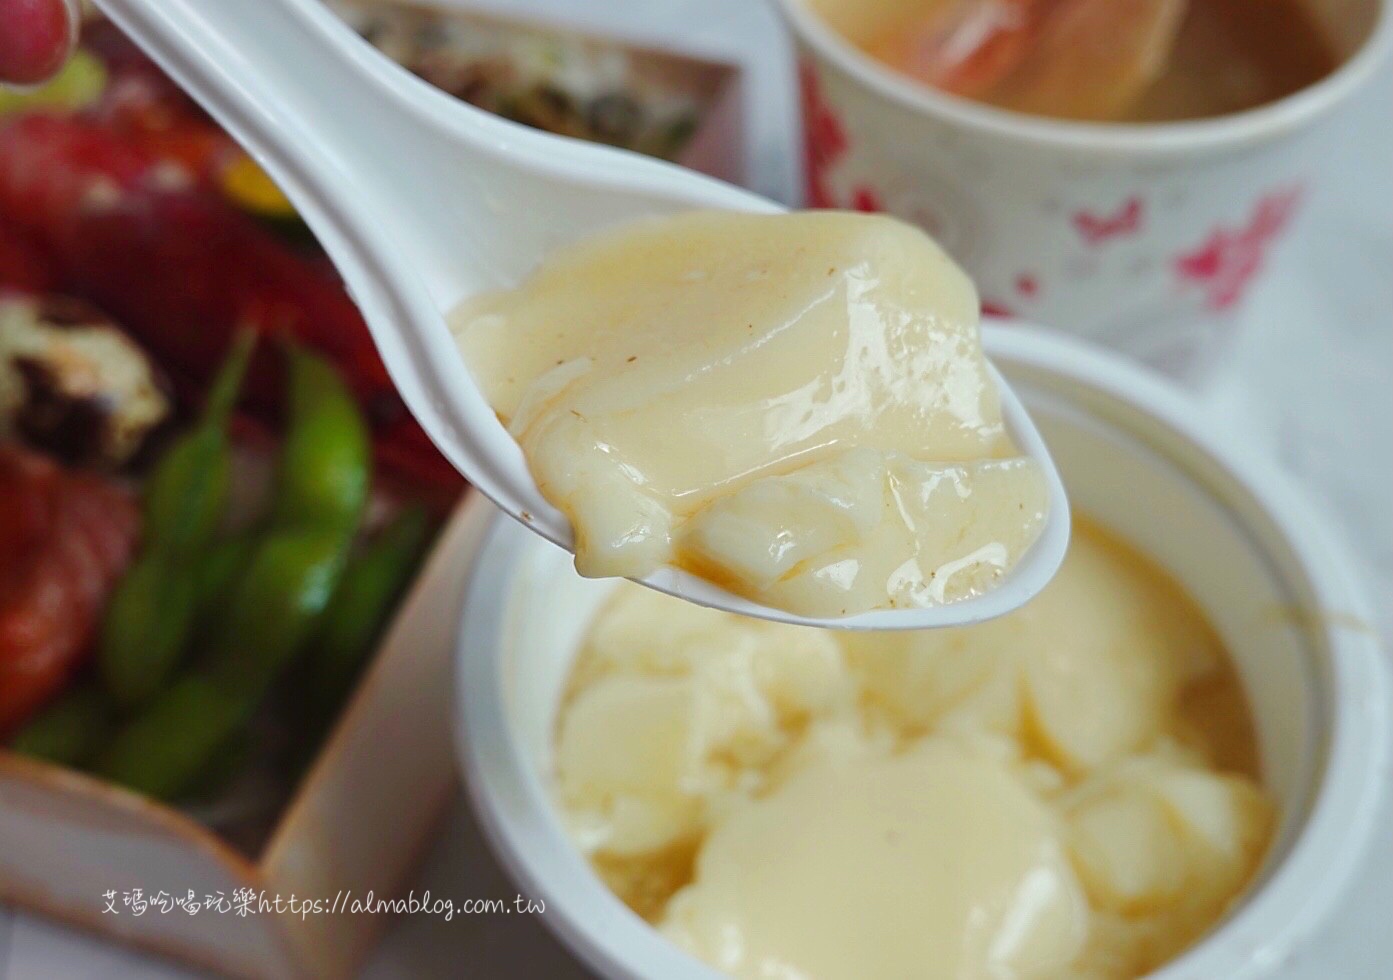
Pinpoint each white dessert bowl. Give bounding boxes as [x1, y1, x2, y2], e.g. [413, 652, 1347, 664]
[454, 323, 1390, 980]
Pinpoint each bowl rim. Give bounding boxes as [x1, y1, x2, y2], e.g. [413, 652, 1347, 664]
[454, 323, 1390, 980]
[769, 0, 1393, 155]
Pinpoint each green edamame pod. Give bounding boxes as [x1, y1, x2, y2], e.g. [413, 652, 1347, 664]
[272, 347, 371, 532]
[99, 333, 256, 707]
[308, 505, 433, 714]
[192, 535, 253, 621]
[203, 349, 370, 695]
[206, 526, 354, 695]
[94, 675, 247, 799]
[141, 330, 256, 556]
[99, 349, 371, 800]
[9, 688, 110, 767]
[98, 557, 200, 708]
[97, 528, 352, 799]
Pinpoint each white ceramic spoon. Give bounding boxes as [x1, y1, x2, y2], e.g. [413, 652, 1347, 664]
[93, 0, 1069, 630]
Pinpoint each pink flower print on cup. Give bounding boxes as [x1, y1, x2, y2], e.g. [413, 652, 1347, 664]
[797, 60, 885, 213]
[984, 275, 1040, 318]
[850, 186, 883, 212]
[1072, 196, 1144, 246]
[799, 59, 847, 209]
[1174, 185, 1304, 311]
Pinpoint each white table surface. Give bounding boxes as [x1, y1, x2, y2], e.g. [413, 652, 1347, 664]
[2, 1, 1389, 976]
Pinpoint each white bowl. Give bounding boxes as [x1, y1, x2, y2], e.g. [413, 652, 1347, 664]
[454, 323, 1390, 980]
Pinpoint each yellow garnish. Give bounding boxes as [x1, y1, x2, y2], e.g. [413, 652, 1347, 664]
[219, 154, 296, 218]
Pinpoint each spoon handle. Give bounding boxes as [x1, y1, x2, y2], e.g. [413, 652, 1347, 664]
[93, 0, 497, 480]
[93, 0, 455, 264]
[87, 0, 798, 590]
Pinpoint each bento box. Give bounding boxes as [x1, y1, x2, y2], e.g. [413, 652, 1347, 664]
[331, 0, 745, 184]
[0, 495, 493, 979]
[0, 4, 743, 977]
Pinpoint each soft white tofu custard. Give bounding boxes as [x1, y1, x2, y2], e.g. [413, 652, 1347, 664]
[552, 519, 1273, 980]
[451, 211, 1046, 617]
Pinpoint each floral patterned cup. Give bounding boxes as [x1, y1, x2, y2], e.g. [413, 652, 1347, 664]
[774, 0, 1392, 380]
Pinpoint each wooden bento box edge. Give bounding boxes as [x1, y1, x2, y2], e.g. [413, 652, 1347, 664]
[0, 490, 495, 979]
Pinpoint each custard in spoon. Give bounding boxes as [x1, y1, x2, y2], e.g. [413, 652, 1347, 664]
[452, 211, 1047, 618]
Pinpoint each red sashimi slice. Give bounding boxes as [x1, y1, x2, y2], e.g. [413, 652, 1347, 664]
[0, 444, 139, 736]
[0, 219, 57, 294]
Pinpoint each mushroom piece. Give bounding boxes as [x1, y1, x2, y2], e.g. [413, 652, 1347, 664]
[0, 294, 170, 468]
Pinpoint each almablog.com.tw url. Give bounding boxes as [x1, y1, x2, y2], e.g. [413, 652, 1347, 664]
[101, 888, 544, 922]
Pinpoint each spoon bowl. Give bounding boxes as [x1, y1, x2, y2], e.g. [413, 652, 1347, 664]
[95, 0, 1069, 629]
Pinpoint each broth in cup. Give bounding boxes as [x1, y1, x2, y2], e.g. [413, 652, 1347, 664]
[842, 0, 1342, 123]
